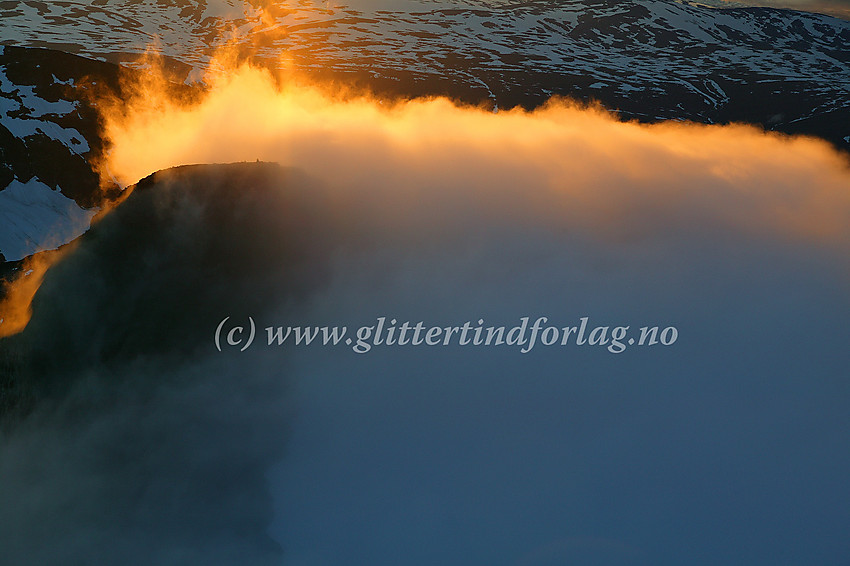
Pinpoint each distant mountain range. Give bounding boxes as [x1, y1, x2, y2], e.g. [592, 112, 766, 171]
[1, 0, 848, 264]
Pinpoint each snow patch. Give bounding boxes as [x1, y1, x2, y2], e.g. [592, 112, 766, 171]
[0, 66, 89, 153]
[0, 178, 96, 261]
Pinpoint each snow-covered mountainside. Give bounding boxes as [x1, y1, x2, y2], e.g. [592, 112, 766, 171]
[2, 1, 848, 131]
[0, 46, 127, 264]
[0, 0, 848, 265]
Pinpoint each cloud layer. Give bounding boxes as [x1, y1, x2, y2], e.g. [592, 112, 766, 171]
[1, 60, 849, 565]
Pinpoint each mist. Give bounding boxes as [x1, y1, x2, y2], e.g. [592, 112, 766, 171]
[1, 58, 849, 565]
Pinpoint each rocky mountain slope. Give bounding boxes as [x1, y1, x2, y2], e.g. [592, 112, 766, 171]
[0, 46, 124, 264]
[2, 1, 848, 131]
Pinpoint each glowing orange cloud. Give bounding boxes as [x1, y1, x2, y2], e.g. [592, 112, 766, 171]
[100, 56, 850, 246]
[4, 53, 849, 339]
[0, 251, 63, 339]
